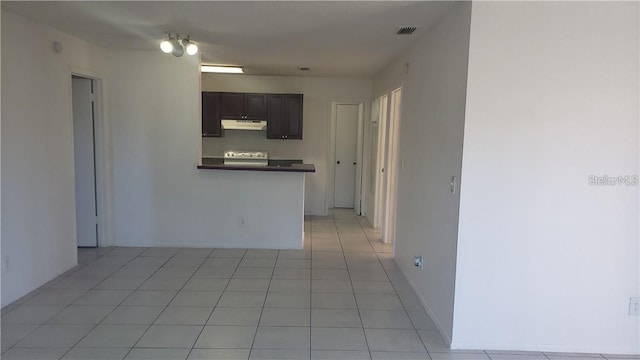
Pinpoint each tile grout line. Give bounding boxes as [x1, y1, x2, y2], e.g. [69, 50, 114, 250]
[185, 248, 246, 360]
[95, 248, 183, 360]
[356, 212, 434, 357]
[353, 209, 432, 358]
[7, 246, 126, 358]
[86, 248, 208, 359]
[247, 248, 280, 358]
[333, 210, 373, 359]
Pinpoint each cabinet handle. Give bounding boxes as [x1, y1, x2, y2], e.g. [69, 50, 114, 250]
[353, 162, 357, 165]
[337, 161, 341, 164]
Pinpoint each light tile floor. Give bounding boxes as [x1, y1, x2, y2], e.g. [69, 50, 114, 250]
[1, 209, 637, 360]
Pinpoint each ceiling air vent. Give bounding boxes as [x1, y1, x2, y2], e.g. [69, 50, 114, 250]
[396, 26, 418, 35]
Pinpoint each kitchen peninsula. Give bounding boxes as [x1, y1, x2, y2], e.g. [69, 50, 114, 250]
[197, 155, 315, 250]
[199, 86, 315, 249]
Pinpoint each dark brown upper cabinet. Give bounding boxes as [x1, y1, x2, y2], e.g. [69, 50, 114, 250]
[220, 92, 267, 120]
[267, 94, 303, 140]
[202, 91, 221, 137]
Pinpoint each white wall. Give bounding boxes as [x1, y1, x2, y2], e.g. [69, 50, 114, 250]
[202, 74, 372, 216]
[1, 11, 105, 306]
[107, 52, 306, 248]
[454, 2, 639, 354]
[372, 3, 472, 342]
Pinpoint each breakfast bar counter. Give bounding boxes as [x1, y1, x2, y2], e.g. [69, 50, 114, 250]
[198, 158, 315, 172]
[195, 156, 313, 249]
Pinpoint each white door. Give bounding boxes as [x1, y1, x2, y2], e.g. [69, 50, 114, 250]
[72, 76, 98, 247]
[334, 104, 360, 208]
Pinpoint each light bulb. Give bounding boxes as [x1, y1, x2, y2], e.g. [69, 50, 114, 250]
[180, 38, 198, 56]
[160, 39, 173, 53]
[186, 42, 198, 56]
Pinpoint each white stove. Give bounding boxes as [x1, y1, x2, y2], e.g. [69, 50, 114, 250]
[223, 150, 269, 167]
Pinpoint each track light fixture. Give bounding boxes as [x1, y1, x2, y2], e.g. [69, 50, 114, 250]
[172, 36, 184, 57]
[160, 33, 198, 57]
[182, 37, 199, 56]
[160, 36, 173, 53]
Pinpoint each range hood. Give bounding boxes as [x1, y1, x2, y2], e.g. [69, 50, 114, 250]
[221, 119, 267, 131]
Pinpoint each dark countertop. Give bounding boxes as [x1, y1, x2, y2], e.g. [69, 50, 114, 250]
[198, 158, 316, 173]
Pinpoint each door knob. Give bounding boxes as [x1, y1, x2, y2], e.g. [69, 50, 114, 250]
[337, 161, 341, 164]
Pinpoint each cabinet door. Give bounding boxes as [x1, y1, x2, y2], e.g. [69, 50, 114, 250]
[220, 92, 244, 119]
[202, 92, 221, 137]
[285, 94, 303, 139]
[245, 93, 267, 120]
[267, 94, 286, 139]
[267, 94, 303, 140]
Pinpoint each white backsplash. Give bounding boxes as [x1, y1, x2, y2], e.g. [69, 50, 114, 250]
[202, 130, 303, 159]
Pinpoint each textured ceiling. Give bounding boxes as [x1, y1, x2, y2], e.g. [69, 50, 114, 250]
[2, 1, 456, 76]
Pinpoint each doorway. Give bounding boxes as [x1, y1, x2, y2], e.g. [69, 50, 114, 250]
[334, 104, 360, 208]
[366, 99, 380, 226]
[373, 95, 388, 229]
[329, 102, 365, 214]
[382, 87, 402, 244]
[72, 76, 98, 247]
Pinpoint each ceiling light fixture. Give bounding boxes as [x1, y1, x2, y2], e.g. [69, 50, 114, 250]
[182, 37, 199, 56]
[160, 33, 198, 57]
[171, 36, 184, 57]
[160, 37, 173, 53]
[201, 65, 244, 74]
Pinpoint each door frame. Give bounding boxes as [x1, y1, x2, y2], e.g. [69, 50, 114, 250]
[370, 94, 389, 229]
[382, 86, 403, 244]
[327, 101, 366, 215]
[365, 98, 380, 227]
[69, 67, 112, 248]
[71, 76, 98, 247]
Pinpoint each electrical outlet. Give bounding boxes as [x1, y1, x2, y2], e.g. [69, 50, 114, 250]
[239, 217, 248, 228]
[630, 297, 640, 315]
[414, 255, 423, 269]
